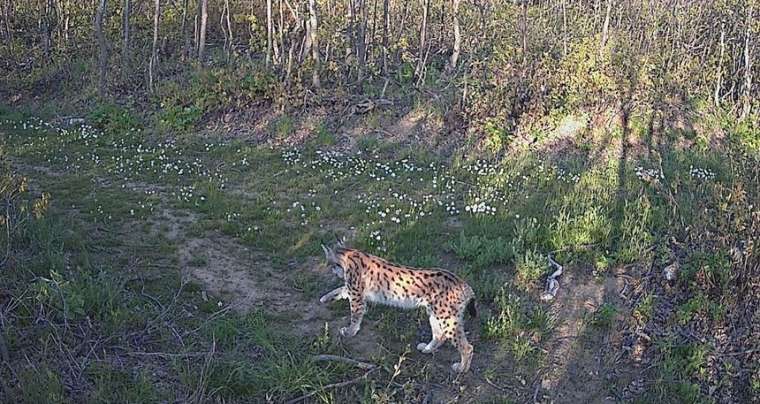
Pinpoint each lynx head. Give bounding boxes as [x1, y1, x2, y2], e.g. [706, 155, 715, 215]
[321, 243, 344, 279]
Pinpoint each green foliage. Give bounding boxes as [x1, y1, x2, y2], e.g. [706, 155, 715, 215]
[272, 115, 295, 139]
[89, 104, 141, 135]
[32, 268, 125, 326]
[483, 286, 549, 360]
[484, 288, 525, 341]
[515, 249, 546, 290]
[644, 339, 714, 404]
[615, 194, 656, 264]
[633, 293, 655, 324]
[675, 293, 725, 325]
[590, 303, 618, 329]
[157, 103, 203, 134]
[88, 365, 159, 404]
[483, 118, 511, 153]
[681, 250, 732, 293]
[313, 124, 337, 145]
[16, 367, 66, 404]
[450, 231, 511, 270]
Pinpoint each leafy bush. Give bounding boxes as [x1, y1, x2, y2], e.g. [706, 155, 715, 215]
[89, 103, 141, 135]
[158, 103, 203, 134]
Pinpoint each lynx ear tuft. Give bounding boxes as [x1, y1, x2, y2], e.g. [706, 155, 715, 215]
[321, 243, 337, 263]
[334, 234, 346, 248]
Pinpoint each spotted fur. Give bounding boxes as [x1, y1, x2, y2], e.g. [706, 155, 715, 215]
[319, 243, 476, 373]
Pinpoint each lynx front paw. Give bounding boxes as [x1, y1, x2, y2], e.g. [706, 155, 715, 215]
[319, 295, 329, 304]
[340, 326, 358, 337]
[417, 343, 435, 353]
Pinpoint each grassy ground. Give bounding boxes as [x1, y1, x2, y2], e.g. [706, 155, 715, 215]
[1, 102, 758, 403]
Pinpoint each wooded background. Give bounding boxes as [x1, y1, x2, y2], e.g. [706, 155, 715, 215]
[0, 1, 757, 132]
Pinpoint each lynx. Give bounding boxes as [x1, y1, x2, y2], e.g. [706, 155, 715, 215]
[319, 243, 476, 372]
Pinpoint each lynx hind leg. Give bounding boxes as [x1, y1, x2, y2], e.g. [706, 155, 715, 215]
[417, 315, 446, 353]
[451, 324, 473, 373]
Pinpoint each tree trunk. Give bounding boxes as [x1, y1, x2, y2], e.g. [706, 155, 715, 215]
[122, 0, 130, 75]
[148, 0, 160, 93]
[1, 0, 10, 43]
[308, 0, 320, 87]
[714, 23, 725, 108]
[279, 0, 284, 64]
[266, 0, 272, 66]
[95, 0, 108, 99]
[599, 0, 613, 56]
[368, 0, 378, 66]
[180, 0, 189, 60]
[415, 0, 429, 80]
[562, 0, 568, 57]
[741, 4, 753, 119]
[220, 0, 232, 61]
[63, 0, 69, 43]
[198, 0, 207, 62]
[357, 0, 367, 86]
[520, 0, 527, 67]
[381, 0, 389, 76]
[448, 0, 461, 72]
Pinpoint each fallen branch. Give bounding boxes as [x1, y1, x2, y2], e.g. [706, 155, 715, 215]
[313, 354, 376, 370]
[123, 351, 209, 358]
[284, 367, 379, 404]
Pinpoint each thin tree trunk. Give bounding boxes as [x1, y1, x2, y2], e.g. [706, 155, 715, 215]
[226, 0, 233, 61]
[279, 0, 284, 64]
[220, 0, 229, 60]
[193, 5, 198, 52]
[369, 0, 378, 66]
[520, 0, 527, 67]
[266, 0, 272, 66]
[198, 0, 207, 62]
[221, 0, 232, 61]
[148, 0, 160, 93]
[95, 0, 108, 99]
[308, 0, 320, 87]
[599, 0, 613, 56]
[181, 0, 189, 60]
[415, 0, 429, 80]
[63, 0, 69, 43]
[448, 0, 461, 72]
[356, 0, 367, 86]
[346, 0, 355, 80]
[562, 0, 568, 57]
[393, 0, 409, 66]
[122, 0, 130, 75]
[714, 23, 725, 108]
[40, 0, 54, 58]
[381, 0, 389, 76]
[741, 4, 753, 119]
[1, 0, 9, 43]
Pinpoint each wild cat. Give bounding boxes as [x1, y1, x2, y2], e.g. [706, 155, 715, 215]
[319, 243, 477, 373]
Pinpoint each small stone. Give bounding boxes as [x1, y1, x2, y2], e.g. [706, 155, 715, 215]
[663, 262, 679, 281]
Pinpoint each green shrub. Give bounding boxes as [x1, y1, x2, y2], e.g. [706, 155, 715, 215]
[157, 103, 203, 134]
[89, 103, 141, 135]
[515, 249, 546, 290]
[450, 231, 511, 270]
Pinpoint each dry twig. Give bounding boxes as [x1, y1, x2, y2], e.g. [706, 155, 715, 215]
[284, 367, 379, 404]
[313, 354, 376, 370]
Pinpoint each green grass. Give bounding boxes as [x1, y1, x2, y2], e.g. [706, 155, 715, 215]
[590, 303, 618, 329]
[1, 103, 757, 402]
